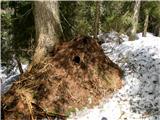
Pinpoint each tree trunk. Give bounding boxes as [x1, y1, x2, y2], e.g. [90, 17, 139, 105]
[129, 0, 141, 41]
[94, 1, 100, 38]
[99, 1, 103, 34]
[158, 26, 160, 37]
[32, 1, 64, 66]
[142, 10, 149, 37]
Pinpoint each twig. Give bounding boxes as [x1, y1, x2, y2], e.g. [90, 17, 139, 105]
[15, 56, 23, 74]
[32, 103, 68, 119]
[59, 10, 77, 32]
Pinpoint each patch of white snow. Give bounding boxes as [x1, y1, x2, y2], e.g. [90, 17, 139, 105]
[1, 64, 28, 95]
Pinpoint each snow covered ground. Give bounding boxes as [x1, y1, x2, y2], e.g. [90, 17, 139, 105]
[1, 64, 28, 95]
[0, 64, 28, 83]
[68, 32, 160, 120]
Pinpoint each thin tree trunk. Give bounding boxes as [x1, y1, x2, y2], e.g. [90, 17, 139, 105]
[142, 10, 149, 37]
[31, 1, 64, 67]
[158, 26, 160, 37]
[99, 1, 103, 34]
[130, 1, 141, 41]
[94, 1, 100, 38]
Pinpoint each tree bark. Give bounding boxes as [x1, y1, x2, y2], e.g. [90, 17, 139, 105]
[142, 10, 149, 37]
[94, 1, 100, 38]
[130, 1, 141, 41]
[158, 26, 160, 37]
[99, 1, 103, 34]
[32, 1, 64, 66]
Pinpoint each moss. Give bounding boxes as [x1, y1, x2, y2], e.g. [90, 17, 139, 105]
[47, 111, 58, 116]
[15, 111, 23, 118]
[65, 108, 76, 116]
[32, 91, 38, 99]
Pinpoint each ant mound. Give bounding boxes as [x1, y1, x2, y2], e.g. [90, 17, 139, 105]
[2, 36, 123, 120]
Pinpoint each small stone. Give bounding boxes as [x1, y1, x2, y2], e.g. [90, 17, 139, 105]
[153, 81, 158, 84]
[148, 92, 153, 95]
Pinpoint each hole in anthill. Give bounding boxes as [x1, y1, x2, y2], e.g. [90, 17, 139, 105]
[73, 56, 80, 64]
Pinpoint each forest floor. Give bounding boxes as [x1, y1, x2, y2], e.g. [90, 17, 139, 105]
[1, 32, 160, 120]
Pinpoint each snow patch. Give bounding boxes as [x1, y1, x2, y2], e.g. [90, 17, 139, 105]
[1, 64, 28, 95]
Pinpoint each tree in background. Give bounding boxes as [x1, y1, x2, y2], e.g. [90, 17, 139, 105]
[1, 1, 160, 73]
[59, 1, 77, 40]
[12, 2, 35, 73]
[147, 1, 160, 36]
[130, 0, 141, 40]
[1, 1, 35, 73]
[142, 8, 149, 37]
[94, 1, 100, 38]
[74, 1, 95, 36]
[60, 1, 96, 39]
[100, 1, 133, 34]
[1, 2, 14, 70]
[139, 1, 160, 37]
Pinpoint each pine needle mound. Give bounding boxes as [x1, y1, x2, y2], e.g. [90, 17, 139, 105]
[2, 36, 123, 120]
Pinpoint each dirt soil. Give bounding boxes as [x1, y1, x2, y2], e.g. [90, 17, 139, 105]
[2, 36, 123, 120]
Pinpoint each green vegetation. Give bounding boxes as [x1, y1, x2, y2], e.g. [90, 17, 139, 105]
[1, 1, 160, 71]
[65, 108, 76, 116]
